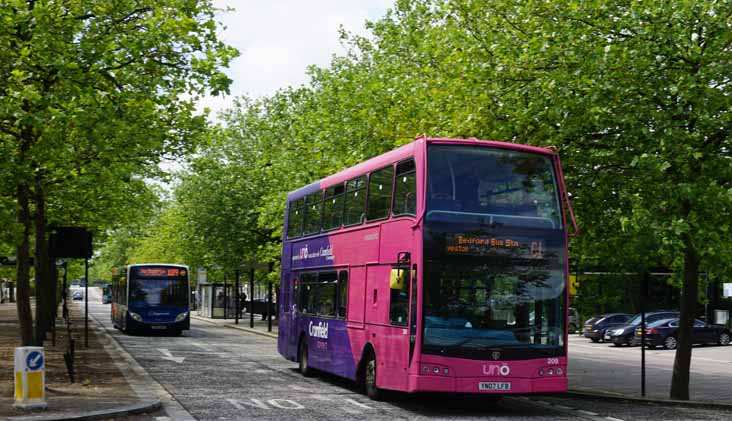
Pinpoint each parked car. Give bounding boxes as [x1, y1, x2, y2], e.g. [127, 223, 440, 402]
[583, 313, 632, 342]
[635, 318, 732, 350]
[607, 311, 679, 346]
[72, 290, 84, 301]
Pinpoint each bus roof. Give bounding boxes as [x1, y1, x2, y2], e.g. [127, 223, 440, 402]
[287, 137, 556, 201]
[126, 263, 189, 269]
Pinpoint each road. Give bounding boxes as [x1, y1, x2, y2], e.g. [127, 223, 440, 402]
[78, 288, 731, 420]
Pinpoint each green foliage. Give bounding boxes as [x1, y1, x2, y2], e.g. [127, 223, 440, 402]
[0, 0, 237, 257]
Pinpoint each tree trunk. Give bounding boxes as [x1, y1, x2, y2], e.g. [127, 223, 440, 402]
[15, 183, 35, 346]
[669, 232, 698, 400]
[33, 182, 50, 346]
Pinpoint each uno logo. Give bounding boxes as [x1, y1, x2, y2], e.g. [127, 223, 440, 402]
[482, 364, 510, 376]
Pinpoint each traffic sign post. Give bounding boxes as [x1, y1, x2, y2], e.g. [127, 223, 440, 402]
[14, 346, 47, 410]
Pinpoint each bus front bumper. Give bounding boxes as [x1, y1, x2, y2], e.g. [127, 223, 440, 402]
[408, 374, 567, 394]
[126, 315, 190, 332]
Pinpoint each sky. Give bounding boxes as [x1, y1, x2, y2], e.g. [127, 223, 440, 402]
[198, 0, 395, 118]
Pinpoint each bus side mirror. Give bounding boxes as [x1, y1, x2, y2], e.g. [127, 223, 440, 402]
[390, 269, 407, 290]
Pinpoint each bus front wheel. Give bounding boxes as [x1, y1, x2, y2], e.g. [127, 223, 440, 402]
[298, 340, 313, 377]
[364, 352, 383, 401]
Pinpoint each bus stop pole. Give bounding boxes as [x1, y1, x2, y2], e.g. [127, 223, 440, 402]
[641, 268, 647, 397]
[267, 280, 272, 332]
[223, 274, 228, 319]
[84, 258, 89, 348]
[235, 269, 240, 325]
[250, 268, 254, 329]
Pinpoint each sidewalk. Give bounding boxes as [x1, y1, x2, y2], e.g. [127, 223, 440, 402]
[0, 299, 159, 420]
[191, 311, 278, 339]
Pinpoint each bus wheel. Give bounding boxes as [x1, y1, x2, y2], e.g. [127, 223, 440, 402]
[364, 352, 383, 401]
[298, 340, 313, 377]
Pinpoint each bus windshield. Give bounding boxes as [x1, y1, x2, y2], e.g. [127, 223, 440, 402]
[422, 257, 565, 359]
[128, 266, 188, 308]
[427, 145, 561, 229]
[129, 278, 188, 307]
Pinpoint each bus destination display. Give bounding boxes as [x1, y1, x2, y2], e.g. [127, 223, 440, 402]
[134, 267, 187, 278]
[444, 234, 544, 258]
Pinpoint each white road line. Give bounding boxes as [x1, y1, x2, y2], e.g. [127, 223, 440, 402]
[605, 417, 626, 421]
[578, 410, 600, 416]
[344, 398, 373, 409]
[507, 397, 624, 421]
[340, 407, 362, 415]
[85, 305, 196, 421]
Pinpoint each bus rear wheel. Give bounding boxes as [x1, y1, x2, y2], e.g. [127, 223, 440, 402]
[298, 340, 313, 377]
[364, 352, 382, 401]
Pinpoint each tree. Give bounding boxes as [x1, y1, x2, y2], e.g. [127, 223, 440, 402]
[0, 0, 237, 345]
[213, 0, 732, 400]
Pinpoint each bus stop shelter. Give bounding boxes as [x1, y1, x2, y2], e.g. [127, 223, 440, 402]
[197, 283, 235, 319]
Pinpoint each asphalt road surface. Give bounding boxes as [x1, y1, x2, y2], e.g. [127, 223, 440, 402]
[568, 334, 732, 401]
[79, 288, 731, 421]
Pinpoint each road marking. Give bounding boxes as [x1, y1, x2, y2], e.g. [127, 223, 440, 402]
[506, 397, 625, 421]
[158, 348, 185, 364]
[83, 295, 195, 421]
[226, 398, 304, 410]
[578, 410, 600, 416]
[268, 399, 305, 409]
[344, 398, 373, 409]
[227, 398, 269, 410]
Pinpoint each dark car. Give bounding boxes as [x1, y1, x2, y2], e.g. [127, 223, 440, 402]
[583, 313, 632, 342]
[72, 290, 84, 301]
[607, 311, 679, 346]
[635, 318, 732, 349]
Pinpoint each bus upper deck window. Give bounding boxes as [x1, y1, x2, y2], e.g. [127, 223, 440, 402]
[393, 159, 416, 216]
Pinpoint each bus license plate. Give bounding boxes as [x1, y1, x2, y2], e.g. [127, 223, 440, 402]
[479, 382, 511, 391]
[151, 325, 167, 330]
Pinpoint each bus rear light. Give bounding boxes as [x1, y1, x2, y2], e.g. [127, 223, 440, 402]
[538, 368, 545, 376]
[547, 368, 554, 376]
[556, 367, 563, 376]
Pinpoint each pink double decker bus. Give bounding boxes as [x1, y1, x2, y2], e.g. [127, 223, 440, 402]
[278, 136, 577, 399]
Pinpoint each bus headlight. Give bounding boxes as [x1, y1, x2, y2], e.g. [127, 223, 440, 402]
[128, 311, 143, 322]
[175, 312, 189, 322]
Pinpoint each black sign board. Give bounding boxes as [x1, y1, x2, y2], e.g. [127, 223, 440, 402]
[49, 227, 92, 259]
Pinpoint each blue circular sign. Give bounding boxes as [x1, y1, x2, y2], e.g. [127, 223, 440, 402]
[26, 351, 44, 371]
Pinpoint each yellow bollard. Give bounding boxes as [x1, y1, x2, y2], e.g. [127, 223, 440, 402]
[13, 346, 47, 410]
